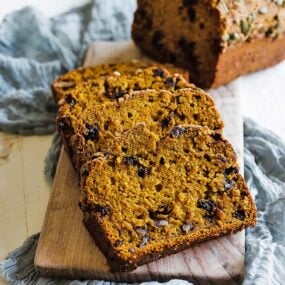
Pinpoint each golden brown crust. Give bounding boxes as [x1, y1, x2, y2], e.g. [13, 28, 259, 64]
[212, 35, 285, 88]
[52, 60, 190, 102]
[84, 211, 253, 272]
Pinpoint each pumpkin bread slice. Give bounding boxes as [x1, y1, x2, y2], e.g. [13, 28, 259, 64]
[79, 125, 256, 272]
[56, 66, 192, 169]
[58, 88, 224, 171]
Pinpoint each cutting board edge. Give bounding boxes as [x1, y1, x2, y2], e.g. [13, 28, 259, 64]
[34, 262, 243, 284]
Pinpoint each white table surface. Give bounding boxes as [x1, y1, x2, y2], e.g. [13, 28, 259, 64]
[0, 3, 285, 284]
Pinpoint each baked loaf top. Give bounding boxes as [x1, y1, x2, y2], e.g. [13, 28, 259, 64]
[216, 0, 285, 48]
[80, 125, 256, 272]
[58, 88, 224, 170]
[53, 60, 190, 101]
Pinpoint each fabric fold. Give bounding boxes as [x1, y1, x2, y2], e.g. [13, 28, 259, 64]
[0, 0, 136, 134]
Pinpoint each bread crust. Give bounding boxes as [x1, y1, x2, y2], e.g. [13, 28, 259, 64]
[83, 209, 255, 272]
[212, 36, 285, 88]
[52, 61, 190, 102]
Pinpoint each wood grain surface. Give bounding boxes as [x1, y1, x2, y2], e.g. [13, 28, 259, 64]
[34, 41, 245, 284]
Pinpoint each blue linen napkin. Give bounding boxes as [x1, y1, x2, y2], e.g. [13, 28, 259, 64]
[0, 0, 136, 134]
[0, 1, 284, 284]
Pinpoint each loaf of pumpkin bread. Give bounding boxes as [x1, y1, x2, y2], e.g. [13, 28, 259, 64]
[132, 0, 285, 88]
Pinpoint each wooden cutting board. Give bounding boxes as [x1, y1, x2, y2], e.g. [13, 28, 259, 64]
[34, 41, 245, 284]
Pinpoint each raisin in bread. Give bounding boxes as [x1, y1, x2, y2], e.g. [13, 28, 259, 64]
[52, 60, 190, 101]
[80, 125, 256, 272]
[132, 0, 285, 88]
[58, 88, 224, 171]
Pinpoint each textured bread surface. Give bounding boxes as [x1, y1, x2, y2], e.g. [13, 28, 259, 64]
[58, 88, 223, 171]
[132, 0, 285, 88]
[80, 125, 256, 272]
[53, 60, 189, 101]
[56, 66, 190, 111]
[56, 65, 191, 169]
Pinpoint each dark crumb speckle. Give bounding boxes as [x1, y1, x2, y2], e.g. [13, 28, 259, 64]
[197, 199, 218, 222]
[218, 156, 227, 163]
[204, 154, 211, 162]
[187, 7, 196, 21]
[193, 94, 201, 100]
[85, 124, 100, 141]
[58, 118, 72, 134]
[160, 116, 171, 128]
[165, 77, 176, 87]
[178, 38, 196, 61]
[233, 210, 246, 221]
[182, 0, 198, 22]
[122, 156, 139, 166]
[211, 133, 222, 141]
[114, 240, 123, 247]
[155, 184, 163, 191]
[197, 199, 216, 212]
[224, 166, 239, 176]
[159, 157, 165, 165]
[153, 68, 165, 77]
[149, 204, 173, 219]
[113, 88, 125, 99]
[91, 82, 99, 87]
[79, 202, 109, 217]
[94, 204, 110, 217]
[138, 166, 151, 178]
[65, 94, 76, 107]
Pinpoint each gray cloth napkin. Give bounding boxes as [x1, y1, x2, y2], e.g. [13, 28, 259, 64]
[0, 0, 136, 134]
[0, 1, 284, 285]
